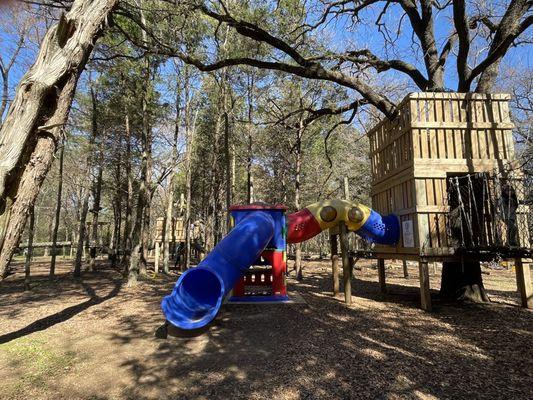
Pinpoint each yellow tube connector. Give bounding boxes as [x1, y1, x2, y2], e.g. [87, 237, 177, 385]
[305, 199, 372, 232]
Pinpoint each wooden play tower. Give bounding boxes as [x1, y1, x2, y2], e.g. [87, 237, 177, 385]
[360, 92, 531, 310]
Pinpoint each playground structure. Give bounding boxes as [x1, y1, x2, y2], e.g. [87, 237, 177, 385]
[162, 201, 400, 330]
[153, 217, 205, 270]
[161, 92, 532, 332]
[354, 92, 532, 310]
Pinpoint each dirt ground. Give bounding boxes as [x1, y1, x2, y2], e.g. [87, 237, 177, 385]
[0, 259, 532, 400]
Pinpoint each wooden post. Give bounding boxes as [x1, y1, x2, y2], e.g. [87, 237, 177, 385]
[349, 256, 355, 276]
[154, 241, 160, 274]
[419, 260, 432, 311]
[515, 258, 532, 309]
[330, 233, 339, 295]
[338, 222, 351, 305]
[343, 176, 350, 199]
[377, 258, 386, 293]
[402, 260, 409, 278]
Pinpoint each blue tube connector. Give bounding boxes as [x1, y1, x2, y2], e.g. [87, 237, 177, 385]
[161, 211, 275, 330]
[356, 210, 400, 245]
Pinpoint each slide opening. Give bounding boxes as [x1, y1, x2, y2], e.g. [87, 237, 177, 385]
[178, 268, 223, 318]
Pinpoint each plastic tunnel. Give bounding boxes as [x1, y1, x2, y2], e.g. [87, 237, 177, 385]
[161, 211, 275, 330]
[287, 199, 400, 245]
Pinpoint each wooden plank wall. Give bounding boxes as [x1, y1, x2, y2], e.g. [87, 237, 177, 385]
[368, 93, 517, 253]
[369, 99, 412, 183]
[408, 93, 514, 162]
[155, 217, 185, 242]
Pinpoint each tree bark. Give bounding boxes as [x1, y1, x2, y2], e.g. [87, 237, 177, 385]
[128, 83, 151, 284]
[475, 0, 531, 93]
[24, 205, 35, 290]
[0, 69, 9, 122]
[440, 261, 490, 303]
[50, 142, 64, 278]
[0, 197, 12, 266]
[0, 0, 118, 280]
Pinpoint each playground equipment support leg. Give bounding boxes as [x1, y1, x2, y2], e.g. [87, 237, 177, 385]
[515, 258, 532, 309]
[378, 259, 386, 293]
[403, 260, 409, 278]
[339, 222, 351, 305]
[330, 233, 339, 296]
[154, 241, 160, 274]
[419, 261, 432, 311]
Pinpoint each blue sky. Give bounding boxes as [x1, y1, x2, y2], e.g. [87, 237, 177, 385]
[0, 1, 531, 121]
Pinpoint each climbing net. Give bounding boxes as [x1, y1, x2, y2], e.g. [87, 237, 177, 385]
[446, 170, 532, 254]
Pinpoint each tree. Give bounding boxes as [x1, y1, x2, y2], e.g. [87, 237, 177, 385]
[0, 0, 118, 279]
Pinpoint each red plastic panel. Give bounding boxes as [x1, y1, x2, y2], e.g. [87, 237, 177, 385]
[287, 208, 323, 243]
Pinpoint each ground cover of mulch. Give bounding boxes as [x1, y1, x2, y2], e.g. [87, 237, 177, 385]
[0, 259, 531, 400]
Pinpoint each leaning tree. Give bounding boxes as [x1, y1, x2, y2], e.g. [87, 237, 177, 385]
[0, 0, 118, 278]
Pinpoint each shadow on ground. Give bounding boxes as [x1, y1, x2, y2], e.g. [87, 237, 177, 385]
[112, 267, 532, 400]
[0, 261, 531, 400]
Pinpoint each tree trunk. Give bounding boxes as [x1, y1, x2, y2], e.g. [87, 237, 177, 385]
[0, 70, 8, 121]
[50, 142, 64, 278]
[163, 82, 180, 273]
[89, 162, 103, 271]
[476, 0, 531, 93]
[224, 110, 232, 232]
[183, 73, 194, 270]
[74, 190, 90, 278]
[89, 87, 102, 272]
[0, 0, 118, 280]
[110, 154, 122, 267]
[128, 170, 148, 284]
[131, 6, 152, 279]
[440, 261, 490, 303]
[122, 113, 133, 267]
[24, 205, 35, 290]
[294, 121, 303, 281]
[162, 191, 173, 274]
[0, 197, 12, 268]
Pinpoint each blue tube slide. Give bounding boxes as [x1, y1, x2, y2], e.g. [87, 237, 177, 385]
[161, 211, 275, 330]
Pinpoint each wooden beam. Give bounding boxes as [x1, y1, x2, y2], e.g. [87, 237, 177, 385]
[418, 261, 432, 311]
[515, 258, 532, 309]
[378, 258, 386, 293]
[339, 222, 351, 305]
[330, 233, 339, 296]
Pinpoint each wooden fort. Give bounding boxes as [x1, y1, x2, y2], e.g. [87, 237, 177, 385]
[346, 92, 531, 310]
